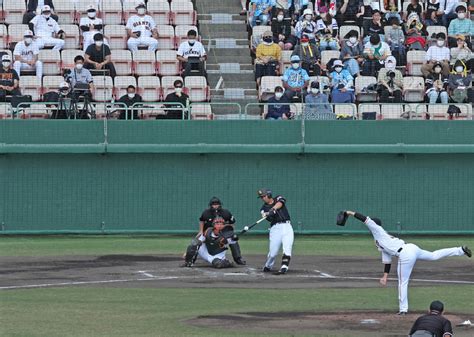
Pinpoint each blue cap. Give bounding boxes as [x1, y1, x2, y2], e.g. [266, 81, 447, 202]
[290, 55, 300, 62]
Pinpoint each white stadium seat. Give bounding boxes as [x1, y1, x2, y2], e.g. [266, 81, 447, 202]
[156, 49, 180, 76]
[114, 75, 137, 99]
[137, 76, 162, 102]
[39, 50, 61, 75]
[61, 49, 84, 71]
[93, 75, 113, 101]
[171, 1, 196, 26]
[19, 76, 42, 101]
[104, 25, 128, 50]
[259, 76, 283, 101]
[111, 49, 133, 75]
[161, 75, 183, 98]
[156, 25, 175, 50]
[148, 0, 171, 25]
[132, 50, 156, 76]
[3, 0, 26, 24]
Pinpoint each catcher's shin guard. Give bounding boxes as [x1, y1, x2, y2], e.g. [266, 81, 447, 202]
[230, 242, 246, 265]
[211, 258, 233, 269]
[184, 239, 200, 267]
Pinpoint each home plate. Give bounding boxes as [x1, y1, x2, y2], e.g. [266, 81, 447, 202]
[360, 319, 380, 324]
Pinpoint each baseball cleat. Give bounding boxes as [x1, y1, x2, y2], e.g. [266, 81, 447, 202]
[397, 311, 407, 316]
[462, 246, 472, 258]
[235, 258, 246, 265]
[262, 266, 272, 273]
[273, 266, 288, 275]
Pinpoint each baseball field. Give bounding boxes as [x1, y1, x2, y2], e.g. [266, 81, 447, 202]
[1, 235, 473, 337]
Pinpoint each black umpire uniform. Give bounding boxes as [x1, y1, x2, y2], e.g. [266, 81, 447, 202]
[408, 301, 453, 337]
[199, 197, 246, 265]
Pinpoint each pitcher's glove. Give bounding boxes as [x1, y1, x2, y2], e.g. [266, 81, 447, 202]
[336, 211, 348, 226]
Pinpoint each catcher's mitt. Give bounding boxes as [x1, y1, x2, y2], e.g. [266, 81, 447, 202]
[336, 211, 348, 226]
[220, 225, 235, 239]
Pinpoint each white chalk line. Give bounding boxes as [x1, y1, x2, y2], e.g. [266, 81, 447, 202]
[137, 271, 155, 278]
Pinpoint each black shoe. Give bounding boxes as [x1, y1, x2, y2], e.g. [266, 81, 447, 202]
[262, 266, 272, 272]
[462, 246, 472, 258]
[235, 258, 246, 265]
[397, 311, 407, 316]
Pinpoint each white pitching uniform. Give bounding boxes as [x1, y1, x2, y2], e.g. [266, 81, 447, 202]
[13, 40, 43, 80]
[30, 15, 65, 50]
[79, 16, 107, 51]
[363, 216, 466, 313]
[126, 15, 158, 52]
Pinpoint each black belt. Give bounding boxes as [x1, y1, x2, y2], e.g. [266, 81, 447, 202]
[397, 247, 403, 253]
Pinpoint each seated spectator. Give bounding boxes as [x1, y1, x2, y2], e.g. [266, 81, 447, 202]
[282, 55, 310, 101]
[448, 5, 474, 48]
[117, 85, 143, 120]
[421, 33, 450, 77]
[340, 30, 364, 77]
[177, 30, 207, 78]
[80, 5, 106, 52]
[84, 33, 116, 78]
[337, 0, 364, 26]
[295, 8, 318, 44]
[159, 79, 190, 120]
[254, 30, 281, 85]
[362, 33, 391, 75]
[424, 0, 442, 26]
[329, 59, 355, 103]
[377, 56, 403, 102]
[402, 0, 422, 21]
[450, 35, 473, 71]
[23, 0, 58, 24]
[271, 9, 296, 50]
[316, 7, 339, 51]
[304, 81, 333, 118]
[292, 36, 321, 76]
[381, 0, 402, 23]
[265, 86, 291, 120]
[29, 5, 65, 51]
[441, 0, 461, 28]
[386, 17, 406, 66]
[425, 62, 449, 104]
[66, 55, 94, 95]
[250, 0, 273, 27]
[448, 60, 473, 103]
[126, 2, 158, 52]
[405, 13, 427, 51]
[13, 30, 43, 81]
[293, 0, 312, 18]
[408, 300, 453, 337]
[363, 10, 384, 44]
[0, 55, 21, 102]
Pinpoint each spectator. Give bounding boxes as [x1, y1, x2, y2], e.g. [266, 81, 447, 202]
[362, 33, 391, 75]
[29, 5, 65, 51]
[66, 55, 94, 93]
[424, 0, 442, 26]
[265, 86, 291, 120]
[450, 35, 473, 71]
[0, 55, 21, 102]
[386, 17, 406, 66]
[421, 32, 450, 77]
[160, 79, 190, 120]
[329, 59, 355, 103]
[271, 9, 295, 50]
[254, 30, 281, 85]
[337, 0, 364, 25]
[403, 0, 422, 21]
[381, 0, 402, 23]
[377, 55, 403, 102]
[250, 0, 273, 27]
[295, 8, 318, 44]
[405, 13, 427, 51]
[440, 0, 461, 28]
[340, 29, 364, 77]
[84, 33, 116, 78]
[282, 55, 310, 101]
[304, 81, 333, 118]
[79, 5, 106, 52]
[448, 59, 473, 103]
[13, 30, 43, 81]
[447, 5, 474, 48]
[177, 30, 207, 78]
[293, 0, 312, 17]
[117, 85, 143, 120]
[292, 36, 321, 76]
[23, 0, 58, 24]
[126, 2, 158, 52]
[316, 6, 339, 51]
[363, 10, 384, 44]
[425, 61, 449, 104]
[408, 301, 453, 337]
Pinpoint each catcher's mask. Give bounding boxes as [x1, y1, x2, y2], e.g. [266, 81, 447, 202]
[212, 217, 225, 234]
[372, 217, 382, 227]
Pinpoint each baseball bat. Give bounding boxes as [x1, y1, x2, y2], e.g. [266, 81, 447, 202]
[239, 216, 267, 235]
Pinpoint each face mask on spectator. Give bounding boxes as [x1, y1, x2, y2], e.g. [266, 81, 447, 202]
[305, 14, 312, 20]
[88, 11, 96, 18]
[334, 66, 342, 72]
[24, 37, 33, 44]
[275, 92, 283, 99]
[76, 63, 83, 70]
[175, 87, 183, 94]
[127, 93, 135, 98]
[457, 13, 465, 19]
[385, 62, 395, 70]
[95, 40, 103, 47]
[455, 66, 464, 73]
[137, 7, 146, 15]
[42, 13, 51, 19]
[436, 40, 444, 47]
[291, 63, 299, 69]
[311, 88, 319, 94]
[277, 14, 284, 21]
[188, 39, 196, 45]
[263, 37, 273, 44]
[434, 67, 442, 73]
[349, 37, 357, 44]
[2, 61, 10, 68]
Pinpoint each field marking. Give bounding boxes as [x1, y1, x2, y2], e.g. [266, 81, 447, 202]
[314, 269, 335, 278]
[137, 271, 155, 278]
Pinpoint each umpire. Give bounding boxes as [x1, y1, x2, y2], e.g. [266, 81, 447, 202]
[198, 197, 246, 265]
[408, 301, 453, 337]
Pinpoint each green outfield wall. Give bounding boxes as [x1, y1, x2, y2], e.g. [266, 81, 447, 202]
[1, 120, 474, 234]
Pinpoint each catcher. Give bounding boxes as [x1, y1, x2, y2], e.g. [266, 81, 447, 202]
[183, 217, 237, 268]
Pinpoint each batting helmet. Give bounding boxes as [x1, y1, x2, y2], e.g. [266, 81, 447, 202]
[257, 188, 272, 198]
[372, 217, 382, 227]
[209, 197, 222, 207]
